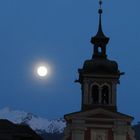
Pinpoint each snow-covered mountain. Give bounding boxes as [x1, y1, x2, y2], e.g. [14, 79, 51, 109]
[0, 107, 66, 134]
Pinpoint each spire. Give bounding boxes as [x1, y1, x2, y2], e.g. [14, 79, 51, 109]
[96, 0, 106, 39]
[91, 0, 109, 58]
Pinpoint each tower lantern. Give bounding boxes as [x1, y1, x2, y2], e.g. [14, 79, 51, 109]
[91, 0, 109, 58]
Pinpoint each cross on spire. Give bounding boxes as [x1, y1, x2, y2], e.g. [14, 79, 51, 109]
[99, 0, 102, 9]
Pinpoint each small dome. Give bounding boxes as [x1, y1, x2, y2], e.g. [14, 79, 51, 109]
[82, 58, 120, 75]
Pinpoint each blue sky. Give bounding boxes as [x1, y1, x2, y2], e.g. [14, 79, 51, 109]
[0, 0, 139, 123]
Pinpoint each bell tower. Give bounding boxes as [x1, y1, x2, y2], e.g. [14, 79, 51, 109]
[63, 1, 135, 140]
[77, 0, 123, 112]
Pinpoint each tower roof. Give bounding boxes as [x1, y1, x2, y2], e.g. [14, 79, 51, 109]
[76, 1, 123, 84]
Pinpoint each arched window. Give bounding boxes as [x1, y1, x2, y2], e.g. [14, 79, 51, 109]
[101, 85, 109, 104]
[92, 85, 99, 104]
[98, 47, 102, 53]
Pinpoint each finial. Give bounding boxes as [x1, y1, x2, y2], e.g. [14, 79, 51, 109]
[99, 0, 102, 8]
[98, 0, 103, 14]
[98, 0, 103, 33]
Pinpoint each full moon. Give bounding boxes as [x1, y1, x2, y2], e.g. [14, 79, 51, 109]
[37, 66, 48, 77]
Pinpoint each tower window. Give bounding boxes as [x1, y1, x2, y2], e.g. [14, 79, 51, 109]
[101, 85, 109, 104]
[98, 47, 102, 53]
[92, 85, 99, 104]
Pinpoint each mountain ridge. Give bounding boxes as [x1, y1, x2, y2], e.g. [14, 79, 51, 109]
[0, 107, 66, 134]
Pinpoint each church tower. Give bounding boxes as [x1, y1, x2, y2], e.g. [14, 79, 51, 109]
[63, 1, 135, 140]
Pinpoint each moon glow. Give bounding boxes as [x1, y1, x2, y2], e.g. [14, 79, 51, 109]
[37, 66, 48, 77]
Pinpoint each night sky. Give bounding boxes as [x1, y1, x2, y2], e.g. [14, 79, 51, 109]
[0, 0, 139, 123]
